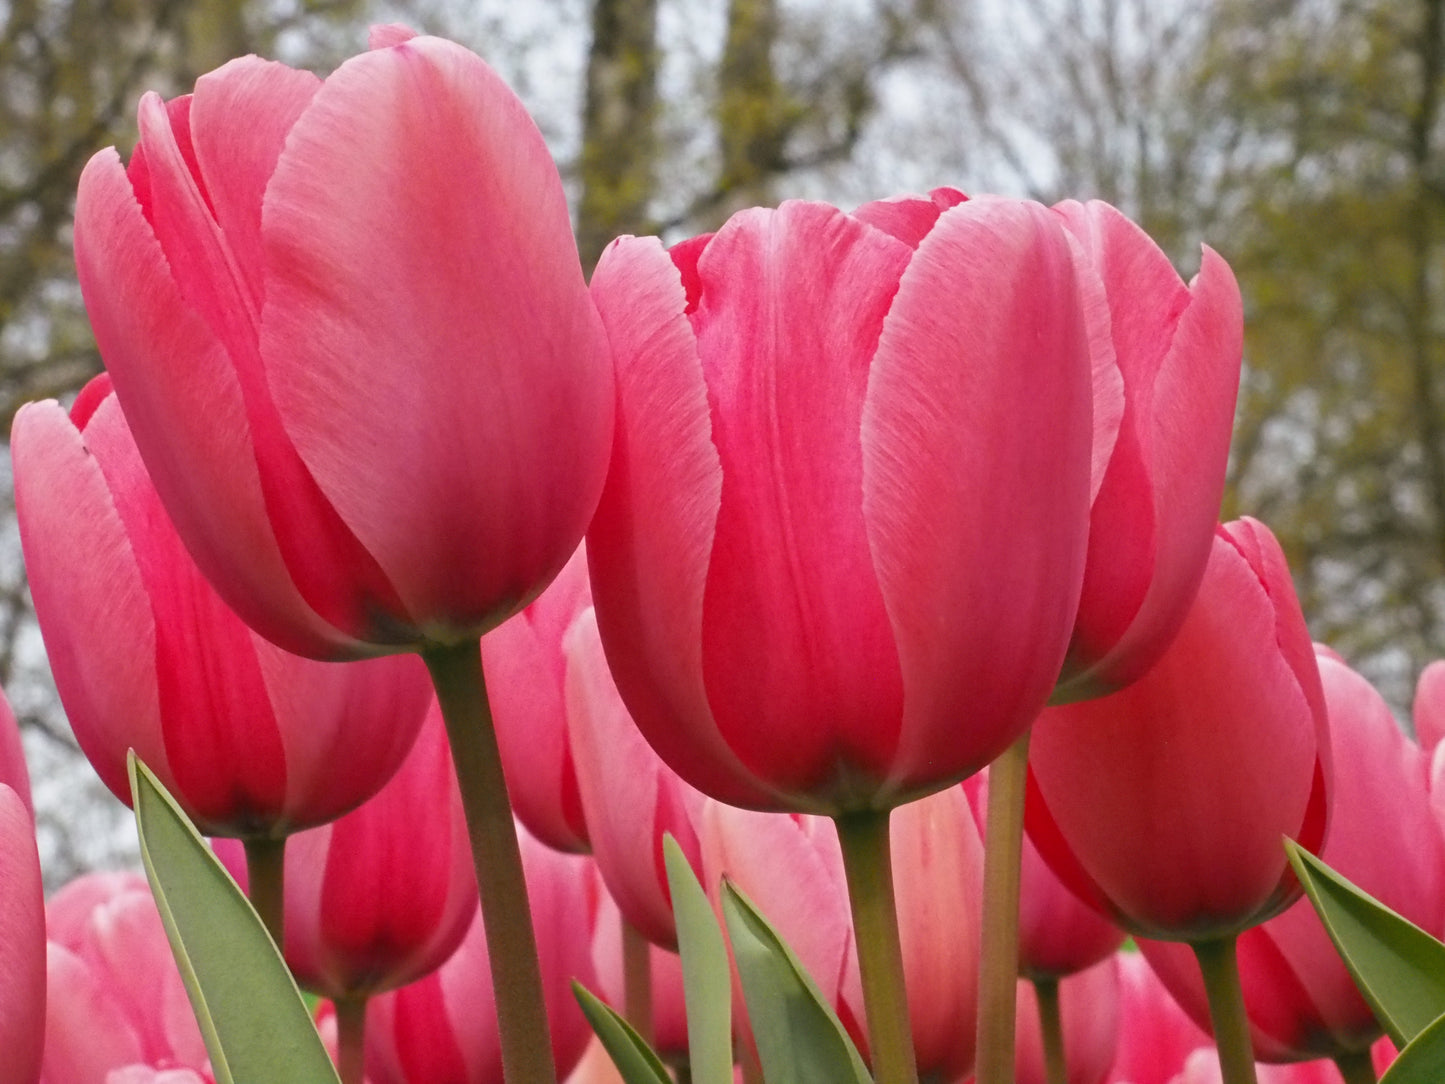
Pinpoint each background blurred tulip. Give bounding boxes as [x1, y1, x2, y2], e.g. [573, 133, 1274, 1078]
[1027, 518, 1330, 942]
[587, 192, 1096, 815]
[1140, 647, 1445, 1067]
[1050, 200, 1242, 701]
[0, 780, 42, 1084]
[41, 872, 207, 1084]
[361, 824, 601, 1084]
[590, 891, 690, 1059]
[1106, 952, 1212, 1084]
[214, 699, 476, 1001]
[13, 377, 432, 839]
[72, 32, 613, 661]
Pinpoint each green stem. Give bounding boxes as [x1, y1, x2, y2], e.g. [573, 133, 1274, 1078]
[623, 916, 655, 1047]
[976, 729, 1031, 1084]
[424, 640, 555, 1084]
[1033, 977, 1067, 1084]
[242, 835, 286, 950]
[835, 808, 919, 1084]
[333, 995, 367, 1084]
[1333, 1049, 1378, 1084]
[1192, 936, 1258, 1084]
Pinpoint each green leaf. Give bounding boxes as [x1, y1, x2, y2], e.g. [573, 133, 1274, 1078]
[663, 834, 733, 1084]
[1382, 1011, 1445, 1084]
[572, 981, 674, 1084]
[721, 880, 872, 1084]
[129, 754, 340, 1084]
[1285, 838, 1445, 1046]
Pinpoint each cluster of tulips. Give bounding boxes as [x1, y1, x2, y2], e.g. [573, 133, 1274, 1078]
[0, 21, 1434, 1084]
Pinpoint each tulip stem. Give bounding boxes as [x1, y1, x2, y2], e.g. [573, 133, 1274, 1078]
[1193, 936, 1258, 1084]
[424, 639, 555, 1084]
[242, 835, 286, 950]
[976, 729, 1031, 1084]
[1333, 1051, 1378, 1084]
[1033, 977, 1067, 1084]
[835, 807, 919, 1084]
[623, 916, 655, 1046]
[333, 995, 367, 1084]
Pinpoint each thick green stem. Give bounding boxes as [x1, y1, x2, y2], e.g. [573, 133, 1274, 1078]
[1033, 977, 1067, 1084]
[1193, 937, 1258, 1084]
[424, 640, 555, 1084]
[242, 835, 286, 950]
[1333, 1049, 1378, 1084]
[976, 729, 1031, 1084]
[623, 916, 655, 1047]
[835, 808, 919, 1084]
[333, 995, 367, 1084]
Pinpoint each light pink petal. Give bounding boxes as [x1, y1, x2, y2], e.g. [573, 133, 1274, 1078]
[13, 399, 168, 802]
[0, 686, 31, 817]
[587, 236, 778, 810]
[73, 150, 356, 658]
[43, 943, 142, 1084]
[1414, 660, 1445, 752]
[0, 787, 42, 1084]
[863, 197, 1093, 800]
[369, 24, 419, 49]
[695, 201, 909, 801]
[850, 187, 968, 248]
[261, 36, 612, 634]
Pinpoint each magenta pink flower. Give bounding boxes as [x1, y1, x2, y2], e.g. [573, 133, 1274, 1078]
[588, 190, 1097, 814]
[0, 781, 42, 1084]
[1105, 952, 1211, 1084]
[1051, 201, 1242, 700]
[13, 377, 432, 837]
[71, 30, 612, 660]
[1028, 519, 1331, 941]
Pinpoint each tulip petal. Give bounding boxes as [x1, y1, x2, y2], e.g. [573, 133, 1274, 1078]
[851, 187, 968, 248]
[863, 198, 1093, 800]
[0, 787, 42, 1084]
[588, 236, 777, 809]
[261, 35, 612, 635]
[694, 202, 910, 802]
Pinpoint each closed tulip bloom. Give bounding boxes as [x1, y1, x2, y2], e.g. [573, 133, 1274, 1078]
[362, 825, 601, 1084]
[702, 786, 984, 1079]
[41, 873, 208, 1084]
[1027, 518, 1331, 942]
[1106, 952, 1212, 1084]
[1141, 648, 1445, 1063]
[213, 699, 476, 999]
[72, 28, 613, 660]
[0, 782, 42, 1084]
[588, 191, 1097, 814]
[13, 377, 432, 837]
[1051, 201, 1242, 700]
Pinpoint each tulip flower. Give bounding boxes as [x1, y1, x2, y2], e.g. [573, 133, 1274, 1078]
[591, 891, 690, 1059]
[72, 30, 613, 661]
[1106, 952, 1212, 1084]
[0, 780, 42, 1084]
[361, 825, 601, 1084]
[13, 376, 432, 843]
[1028, 518, 1330, 1084]
[1139, 647, 1445, 1078]
[41, 872, 209, 1084]
[1050, 200, 1242, 701]
[702, 786, 985, 1082]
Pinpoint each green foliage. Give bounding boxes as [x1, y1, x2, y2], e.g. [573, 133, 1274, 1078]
[664, 836, 734, 1084]
[129, 754, 341, 1084]
[573, 983, 675, 1084]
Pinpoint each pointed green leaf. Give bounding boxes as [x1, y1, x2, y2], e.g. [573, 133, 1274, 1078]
[663, 834, 733, 1084]
[721, 880, 872, 1084]
[1285, 838, 1445, 1046]
[1381, 1010, 1445, 1084]
[129, 754, 340, 1084]
[572, 981, 674, 1084]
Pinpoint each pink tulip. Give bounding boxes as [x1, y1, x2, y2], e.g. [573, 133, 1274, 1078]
[362, 824, 601, 1084]
[702, 786, 984, 1079]
[0, 694, 31, 817]
[41, 872, 209, 1084]
[0, 781, 43, 1084]
[588, 190, 1098, 814]
[591, 891, 690, 1058]
[1051, 201, 1242, 700]
[71, 29, 612, 661]
[13, 377, 432, 837]
[1140, 647, 1445, 1061]
[1106, 952, 1212, 1084]
[1028, 518, 1331, 941]
[214, 699, 476, 999]
[565, 604, 710, 948]
[1413, 660, 1445, 752]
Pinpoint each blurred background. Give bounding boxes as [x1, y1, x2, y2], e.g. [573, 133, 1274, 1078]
[1, 0, 1437, 882]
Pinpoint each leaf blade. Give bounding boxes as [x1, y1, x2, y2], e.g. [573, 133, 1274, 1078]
[663, 834, 734, 1084]
[572, 981, 674, 1084]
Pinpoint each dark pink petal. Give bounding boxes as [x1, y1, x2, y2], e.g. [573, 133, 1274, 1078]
[851, 187, 968, 248]
[0, 787, 42, 1084]
[261, 36, 612, 636]
[863, 197, 1093, 800]
[695, 201, 910, 802]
